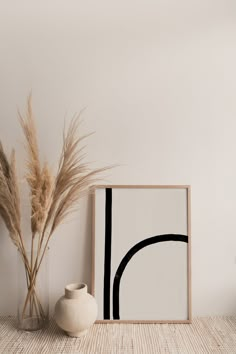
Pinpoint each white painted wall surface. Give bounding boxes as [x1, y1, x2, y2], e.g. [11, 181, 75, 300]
[0, 0, 236, 316]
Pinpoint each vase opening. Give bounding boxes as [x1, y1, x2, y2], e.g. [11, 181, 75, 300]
[65, 283, 87, 299]
[66, 283, 86, 291]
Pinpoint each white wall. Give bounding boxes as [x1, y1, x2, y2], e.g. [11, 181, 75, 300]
[0, 0, 236, 316]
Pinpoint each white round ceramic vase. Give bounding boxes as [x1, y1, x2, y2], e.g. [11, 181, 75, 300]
[55, 283, 98, 337]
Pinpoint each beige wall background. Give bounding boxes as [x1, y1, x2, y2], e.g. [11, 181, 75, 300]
[0, 0, 236, 316]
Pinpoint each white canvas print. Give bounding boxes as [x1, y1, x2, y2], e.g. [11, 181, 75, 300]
[92, 186, 191, 323]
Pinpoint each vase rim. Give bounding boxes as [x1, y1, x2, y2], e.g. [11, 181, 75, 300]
[65, 283, 87, 295]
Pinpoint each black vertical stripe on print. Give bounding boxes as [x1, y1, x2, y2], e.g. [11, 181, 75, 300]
[103, 188, 112, 319]
[113, 234, 188, 320]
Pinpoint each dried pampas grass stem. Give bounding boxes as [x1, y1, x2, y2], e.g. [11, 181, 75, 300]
[0, 95, 110, 323]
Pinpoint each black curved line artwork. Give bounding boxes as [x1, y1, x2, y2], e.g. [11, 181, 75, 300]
[112, 234, 188, 320]
[103, 188, 112, 319]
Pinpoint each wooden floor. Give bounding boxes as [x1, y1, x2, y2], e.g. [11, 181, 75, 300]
[0, 317, 236, 353]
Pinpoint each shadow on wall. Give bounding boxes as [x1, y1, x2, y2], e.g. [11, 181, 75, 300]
[80, 193, 93, 290]
[48, 193, 94, 314]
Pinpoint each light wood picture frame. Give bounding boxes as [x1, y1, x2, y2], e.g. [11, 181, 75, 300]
[91, 185, 191, 323]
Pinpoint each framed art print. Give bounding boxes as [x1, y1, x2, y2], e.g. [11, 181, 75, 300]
[92, 185, 191, 323]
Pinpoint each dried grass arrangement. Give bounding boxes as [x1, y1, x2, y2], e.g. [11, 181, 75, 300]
[0, 95, 108, 330]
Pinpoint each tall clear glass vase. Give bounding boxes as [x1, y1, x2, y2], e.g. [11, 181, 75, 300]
[17, 248, 49, 331]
